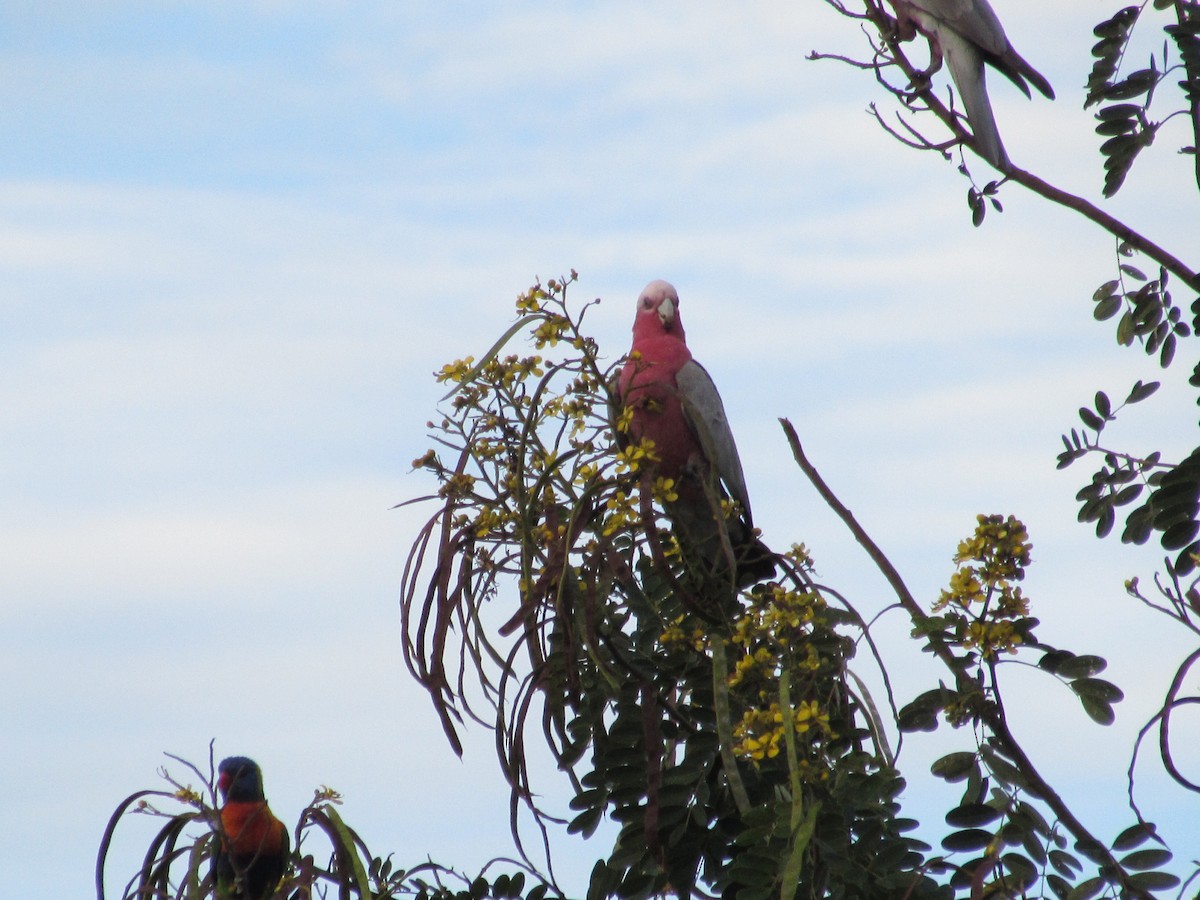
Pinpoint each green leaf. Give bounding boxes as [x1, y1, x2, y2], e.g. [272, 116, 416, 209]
[1121, 503, 1155, 544]
[1111, 821, 1158, 851]
[1162, 519, 1200, 551]
[941, 828, 994, 852]
[1071, 677, 1124, 703]
[931, 751, 978, 782]
[439, 313, 547, 401]
[971, 196, 986, 227]
[1002, 852, 1039, 887]
[1049, 848, 1082, 876]
[1116, 310, 1136, 344]
[1075, 838, 1110, 865]
[1097, 103, 1143, 120]
[1046, 872, 1072, 899]
[1126, 379, 1160, 403]
[323, 807, 373, 899]
[1105, 67, 1160, 100]
[1127, 870, 1181, 890]
[945, 803, 1003, 828]
[1119, 847, 1173, 870]
[1079, 407, 1105, 431]
[1111, 483, 1143, 506]
[1093, 294, 1123, 320]
[1038, 649, 1075, 674]
[568, 806, 604, 837]
[1055, 655, 1108, 678]
[1161, 332, 1177, 367]
[1065, 876, 1105, 900]
[1079, 695, 1115, 725]
[980, 745, 1027, 790]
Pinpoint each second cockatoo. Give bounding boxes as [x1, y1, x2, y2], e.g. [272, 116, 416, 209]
[890, 0, 1054, 169]
[615, 280, 775, 593]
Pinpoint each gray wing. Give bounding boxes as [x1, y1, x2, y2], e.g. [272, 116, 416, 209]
[940, 24, 1007, 168]
[896, 0, 1006, 167]
[905, 0, 1008, 58]
[675, 359, 753, 521]
[903, 0, 1053, 98]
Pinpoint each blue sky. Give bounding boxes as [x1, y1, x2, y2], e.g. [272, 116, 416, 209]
[3, 2, 1198, 897]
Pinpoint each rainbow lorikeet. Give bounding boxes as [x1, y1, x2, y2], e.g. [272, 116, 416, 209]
[616, 279, 775, 591]
[214, 756, 289, 900]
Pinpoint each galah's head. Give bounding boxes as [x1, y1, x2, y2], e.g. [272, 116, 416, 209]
[633, 279, 685, 340]
[218, 756, 266, 803]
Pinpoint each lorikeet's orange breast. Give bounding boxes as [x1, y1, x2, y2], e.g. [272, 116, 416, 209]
[221, 802, 286, 856]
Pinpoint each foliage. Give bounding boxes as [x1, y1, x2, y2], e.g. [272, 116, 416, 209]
[811, 0, 1200, 893]
[813, 0, 1200, 580]
[401, 275, 935, 898]
[95, 748, 556, 900]
[397, 276, 1189, 897]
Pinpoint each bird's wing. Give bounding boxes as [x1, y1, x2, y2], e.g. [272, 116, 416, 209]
[902, 0, 1053, 99]
[939, 25, 1007, 168]
[675, 360, 753, 521]
[904, 0, 1008, 57]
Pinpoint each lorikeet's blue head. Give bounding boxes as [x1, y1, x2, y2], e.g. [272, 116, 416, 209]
[218, 757, 266, 803]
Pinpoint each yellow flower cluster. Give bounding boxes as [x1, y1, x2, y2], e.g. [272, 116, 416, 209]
[481, 354, 545, 387]
[312, 785, 344, 804]
[173, 787, 203, 807]
[612, 404, 634, 435]
[732, 700, 831, 763]
[784, 542, 814, 572]
[954, 514, 1031, 582]
[651, 476, 679, 503]
[603, 490, 638, 537]
[515, 287, 546, 314]
[660, 616, 708, 651]
[437, 472, 477, 499]
[732, 585, 823, 649]
[471, 437, 507, 461]
[728, 585, 834, 767]
[964, 619, 1024, 657]
[614, 438, 658, 474]
[533, 315, 570, 348]
[933, 514, 1034, 659]
[411, 449, 438, 470]
[473, 504, 516, 539]
[436, 356, 476, 384]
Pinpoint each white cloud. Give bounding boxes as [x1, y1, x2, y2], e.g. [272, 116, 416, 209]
[3, 1, 1197, 896]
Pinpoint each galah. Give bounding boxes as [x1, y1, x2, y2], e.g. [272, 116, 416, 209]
[890, 0, 1054, 169]
[214, 756, 289, 900]
[615, 280, 774, 592]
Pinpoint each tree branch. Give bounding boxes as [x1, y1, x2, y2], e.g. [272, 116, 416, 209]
[824, 0, 1199, 288]
[779, 418, 1151, 898]
[1006, 165, 1200, 289]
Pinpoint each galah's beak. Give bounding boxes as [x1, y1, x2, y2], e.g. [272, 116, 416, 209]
[657, 297, 675, 329]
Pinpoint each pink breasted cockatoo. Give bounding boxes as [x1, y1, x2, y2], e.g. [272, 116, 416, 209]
[890, 0, 1054, 169]
[615, 280, 774, 592]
